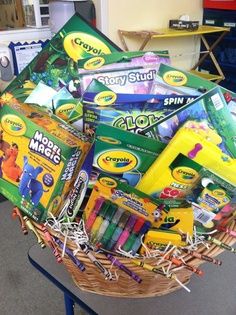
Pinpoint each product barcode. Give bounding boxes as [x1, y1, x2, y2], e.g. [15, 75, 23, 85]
[195, 212, 212, 223]
[211, 93, 224, 110]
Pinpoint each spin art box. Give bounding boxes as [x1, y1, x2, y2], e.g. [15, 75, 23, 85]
[0, 100, 91, 222]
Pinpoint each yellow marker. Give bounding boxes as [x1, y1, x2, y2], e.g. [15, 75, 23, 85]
[23, 216, 45, 248]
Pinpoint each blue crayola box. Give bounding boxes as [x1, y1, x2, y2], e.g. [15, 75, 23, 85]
[92, 124, 166, 187]
[0, 100, 91, 222]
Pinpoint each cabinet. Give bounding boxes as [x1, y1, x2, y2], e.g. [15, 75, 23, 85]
[201, 9, 236, 91]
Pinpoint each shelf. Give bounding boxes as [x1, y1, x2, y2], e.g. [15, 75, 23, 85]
[190, 69, 223, 81]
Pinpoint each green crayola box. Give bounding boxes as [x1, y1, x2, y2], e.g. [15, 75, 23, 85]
[92, 124, 166, 187]
[2, 12, 121, 102]
[0, 101, 92, 222]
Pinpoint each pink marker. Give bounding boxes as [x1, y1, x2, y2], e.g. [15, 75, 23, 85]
[113, 214, 137, 251]
[85, 197, 105, 232]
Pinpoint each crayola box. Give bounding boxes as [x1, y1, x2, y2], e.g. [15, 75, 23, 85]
[78, 50, 170, 73]
[84, 174, 170, 229]
[69, 79, 196, 133]
[143, 86, 236, 158]
[2, 12, 121, 102]
[0, 101, 91, 222]
[91, 124, 166, 187]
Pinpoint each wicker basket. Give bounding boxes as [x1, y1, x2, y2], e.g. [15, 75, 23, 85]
[33, 218, 236, 298]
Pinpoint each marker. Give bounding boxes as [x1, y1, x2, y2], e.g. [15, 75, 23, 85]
[54, 237, 85, 272]
[217, 225, 236, 238]
[90, 201, 110, 242]
[106, 211, 130, 251]
[107, 254, 142, 283]
[181, 248, 222, 266]
[85, 196, 105, 232]
[122, 217, 145, 252]
[23, 216, 46, 248]
[40, 225, 62, 263]
[94, 204, 117, 243]
[130, 220, 152, 254]
[207, 235, 236, 253]
[113, 214, 137, 251]
[79, 243, 112, 279]
[99, 207, 124, 249]
[12, 207, 28, 235]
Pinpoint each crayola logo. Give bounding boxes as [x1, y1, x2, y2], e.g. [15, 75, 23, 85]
[172, 166, 199, 184]
[163, 71, 187, 86]
[97, 151, 138, 173]
[63, 32, 112, 61]
[99, 177, 117, 188]
[84, 56, 105, 70]
[55, 103, 76, 120]
[1, 114, 26, 136]
[94, 91, 117, 106]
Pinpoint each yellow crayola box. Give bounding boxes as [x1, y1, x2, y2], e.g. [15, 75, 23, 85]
[140, 229, 187, 254]
[137, 127, 236, 199]
[159, 207, 194, 237]
[0, 101, 92, 222]
[84, 174, 170, 228]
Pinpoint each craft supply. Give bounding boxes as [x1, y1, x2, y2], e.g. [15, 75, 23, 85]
[217, 225, 236, 238]
[181, 248, 222, 266]
[23, 216, 46, 248]
[41, 225, 62, 263]
[12, 206, 28, 235]
[85, 196, 105, 232]
[106, 211, 130, 251]
[79, 243, 113, 280]
[54, 237, 85, 272]
[94, 203, 118, 243]
[130, 220, 152, 254]
[122, 217, 145, 252]
[89, 201, 111, 242]
[107, 253, 142, 284]
[113, 214, 137, 251]
[132, 260, 190, 292]
[207, 236, 236, 253]
[99, 207, 124, 248]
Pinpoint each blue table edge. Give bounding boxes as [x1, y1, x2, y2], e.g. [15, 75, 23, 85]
[28, 250, 98, 315]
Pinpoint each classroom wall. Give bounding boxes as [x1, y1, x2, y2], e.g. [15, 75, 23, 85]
[94, 0, 203, 70]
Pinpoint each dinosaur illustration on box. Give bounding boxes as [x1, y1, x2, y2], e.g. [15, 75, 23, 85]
[19, 156, 49, 206]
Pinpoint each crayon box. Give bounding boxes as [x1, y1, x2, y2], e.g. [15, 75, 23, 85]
[0, 100, 91, 222]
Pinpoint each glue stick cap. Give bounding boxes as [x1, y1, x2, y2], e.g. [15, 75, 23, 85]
[118, 211, 130, 229]
[104, 203, 117, 221]
[139, 220, 152, 235]
[112, 207, 124, 224]
[133, 217, 145, 234]
[125, 214, 137, 232]
[99, 201, 111, 218]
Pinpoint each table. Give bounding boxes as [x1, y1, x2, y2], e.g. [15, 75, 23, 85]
[118, 25, 230, 83]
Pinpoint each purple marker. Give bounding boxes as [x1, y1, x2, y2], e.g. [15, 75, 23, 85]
[106, 253, 142, 284]
[85, 196, 105, 232]
[113, 214, 137, 251]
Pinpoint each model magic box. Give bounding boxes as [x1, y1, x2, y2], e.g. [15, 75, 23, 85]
[0, 100, 91, 222]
